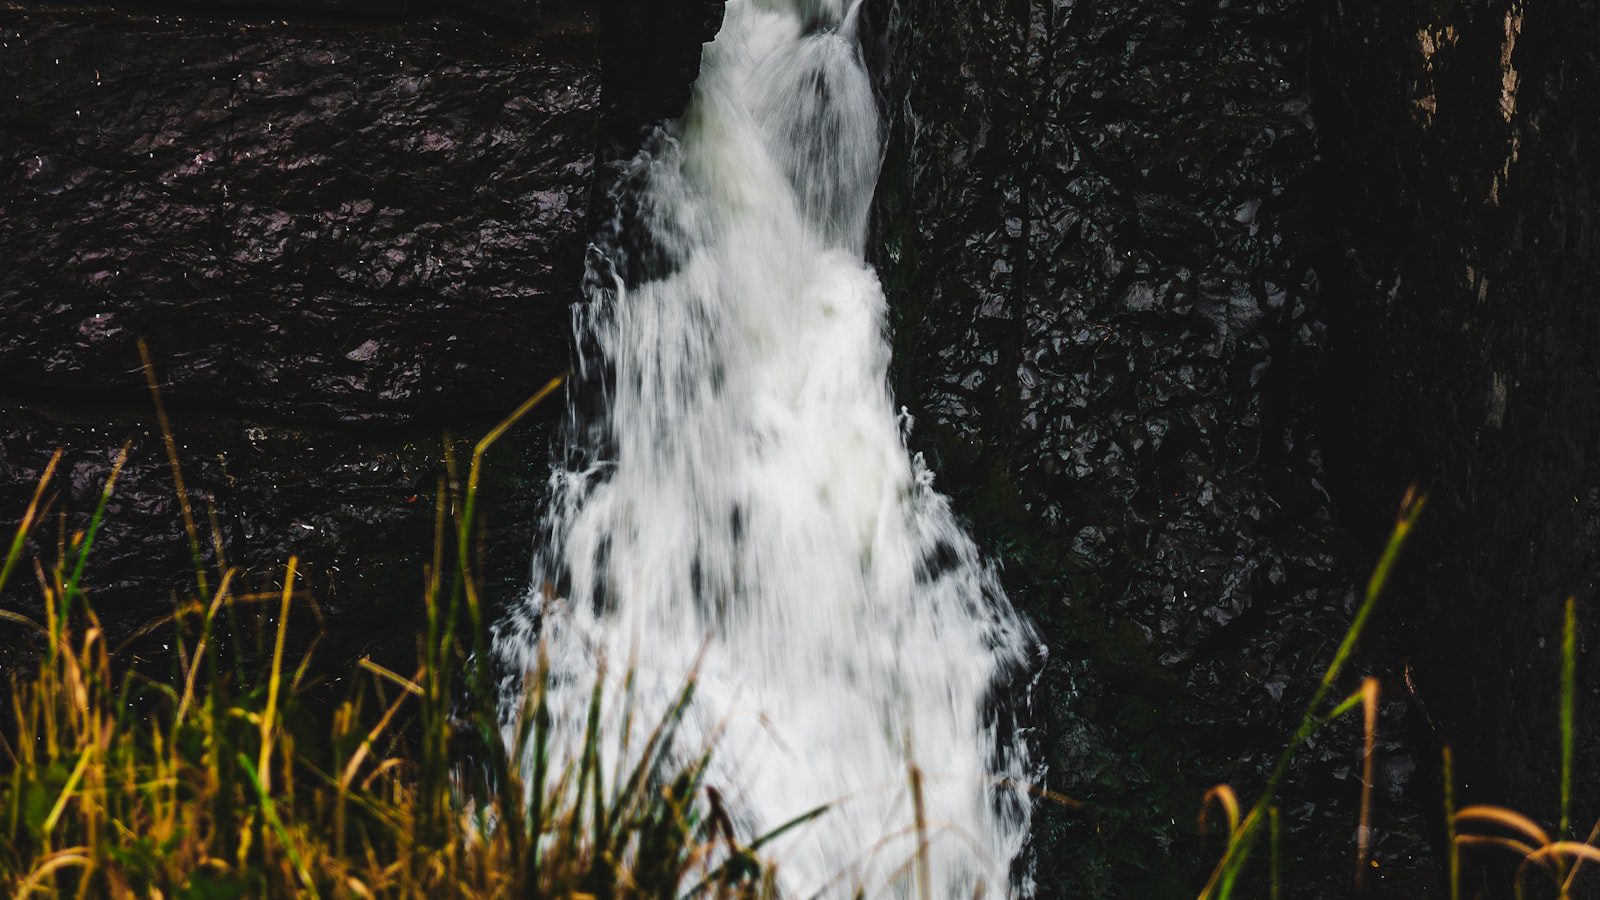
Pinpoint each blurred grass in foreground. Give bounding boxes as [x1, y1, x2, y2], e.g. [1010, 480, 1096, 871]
[0, 360, 797, 898]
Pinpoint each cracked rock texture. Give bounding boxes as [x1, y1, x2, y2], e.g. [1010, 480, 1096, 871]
[865, 0, 1377, 893]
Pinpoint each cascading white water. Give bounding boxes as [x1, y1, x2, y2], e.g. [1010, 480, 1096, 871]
[496, 0, 1038, 893]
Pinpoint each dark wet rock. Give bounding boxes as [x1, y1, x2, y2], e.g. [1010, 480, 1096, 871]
[0, 400, 552, 674]
[1314, 0, 1600, 892]
[0, 0, 723, 673]
[7, 0, 541, 27]
[867, 0, 1374, 893]
[0, 5, 596, 424]
[0, 0, 728, 423]
[599, 0, 725, 124]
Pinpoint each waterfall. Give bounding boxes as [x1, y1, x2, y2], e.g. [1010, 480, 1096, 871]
[495, 0, 1038, 893]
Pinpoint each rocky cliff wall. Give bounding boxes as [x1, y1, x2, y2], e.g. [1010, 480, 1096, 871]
[865, 0, 1391, 893]
[0, 0, 721, 666]
[870, 0, 1600, 892]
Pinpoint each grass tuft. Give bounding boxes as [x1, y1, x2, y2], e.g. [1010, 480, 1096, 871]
[1448, 594, 1592, 899]
[1197, 487, 1426, 899]
[0, 367, 789, 898]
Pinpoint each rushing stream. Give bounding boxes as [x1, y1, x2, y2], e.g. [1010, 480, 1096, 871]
[495, 0, 1038, 892]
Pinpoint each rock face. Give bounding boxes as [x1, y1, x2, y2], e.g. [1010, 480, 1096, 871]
[1315, 0, 1600, 891]
[599, 0, 725, 125]
[0, 5, 597, 424]
[9, 0, 543, 26]
[870, 0, 1600, 891]
[0, 0, 726, 426]
[0, 401, 552, 670]
[0, 0, 721, 667]
[866, 0, 1372, 893]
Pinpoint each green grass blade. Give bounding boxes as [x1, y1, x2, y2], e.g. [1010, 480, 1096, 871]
[237, 751, 321, 899]
[56, 444, 129, 658]
[1200, 489, 1425, 898]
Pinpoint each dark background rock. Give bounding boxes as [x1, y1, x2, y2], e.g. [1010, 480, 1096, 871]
[10, 0, 543, 27]
[598, 0, 724, 125]
[0, 398, 555, 677]
[864, 0, 1426, 893]
[0, 4, 596, 424]
[1314, 0, 1600, 894]
[0, 0, 722, 674]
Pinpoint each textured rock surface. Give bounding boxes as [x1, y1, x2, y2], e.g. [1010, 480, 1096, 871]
[9, 0, 542, 26]
[1315, 0, 1600, 892]
[0, 401, 554, 673]
[0, 5, 596, 423]
[0, 0, 722, 672]
[866, 0, 1385, 893]
[599, 0, 725, 124]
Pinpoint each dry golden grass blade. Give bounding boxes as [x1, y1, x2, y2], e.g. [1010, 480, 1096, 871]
[783, 814, 994, 900]
[1201, 784, 1242, 837]
[40, 746, 94, 836]
[176, 569, 238, 722]
[875, 818, 998, 898]
[457, 372, 569, 614]
[0, 608, 47, 637]
[357, 659, 425, 697]
[1356, 677, 1379, 889]
[206, 501, 230, 574]
[870, 772, 1082, 823]
[469, 372, 569, 491]
[112, 589, 299, 659]
[953, 774, 1081, 811]
[1456, 833, 1542, 860]
[113, 595, 219, 650]
[138, 339, 209, 598]
[359, 757, 409, 792]
[1457, 804, 1553, 846]
[16, 848, 91, 896]
[340, 668, 424, 791]
[1518, 841, 1600, 894]
[907, 759, 932, 900]
[1559, 815, 1600, 895]
[1529, 841, 1600, 866]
